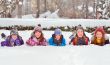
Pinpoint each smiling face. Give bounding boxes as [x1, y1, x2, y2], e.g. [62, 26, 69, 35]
[35, 31, 42, 38]
[96, 31, 103, 39]
[55, 35, 61, 40]
[11, 34, 18, 40]
[77, 29, 84, 38]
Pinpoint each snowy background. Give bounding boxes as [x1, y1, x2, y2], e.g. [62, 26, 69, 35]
[0, 18, 110, 65]
[0, 0, 110, 65]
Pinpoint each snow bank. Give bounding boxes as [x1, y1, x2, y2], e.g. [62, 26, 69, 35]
[0, 18, 110, 28]
[39, 11, 51, 18]
[39, 9, 59, 18]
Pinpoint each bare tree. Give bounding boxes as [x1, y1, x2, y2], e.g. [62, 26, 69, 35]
[0, 0, 17, 18]
[16, 0, 23, 18]
[44, 0, 47, 12]
[36, 0, 40, 18]
[85, 0, 89, 19]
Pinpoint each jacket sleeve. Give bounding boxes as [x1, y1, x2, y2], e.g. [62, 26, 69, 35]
[85, 37, 89, 45]
[1, 37, 9, 46]
[26, 38, 36, 46]
[16, 37, 24, 46]
[48, 38, 56, 46]
[41, 39, 48, 46]
[1, 41, 7, 46]
[19, 36, 24, 45]
[21, 39, 24, 45]
[69, 35, 74, 39]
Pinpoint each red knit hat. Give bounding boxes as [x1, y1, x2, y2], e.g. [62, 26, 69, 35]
[94, 27, 105, 36]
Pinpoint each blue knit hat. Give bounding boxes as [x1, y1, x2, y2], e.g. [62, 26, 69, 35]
[54, 28, 62, 35]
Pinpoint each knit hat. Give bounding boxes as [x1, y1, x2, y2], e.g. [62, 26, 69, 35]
[38, 24, 41, 27]
[34, 26, 42, 32]
[54, 28, 62, 35]
[10, 29, 18, 35]
[76, 25, 84, 32]
[31, 26, 42, 37]
[94, 27, 105, 36]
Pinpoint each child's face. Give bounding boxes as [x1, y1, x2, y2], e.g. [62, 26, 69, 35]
[77, 29, 84, 38]
[55, 35, 61, 40]
[96, 31, 103, 39]
[35, 31, 42, 38]
[12, 34, 17, 40]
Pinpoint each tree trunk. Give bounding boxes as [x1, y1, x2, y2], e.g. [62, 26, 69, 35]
[16, 0, 22, 18]
[85, 0, 89, 19]
[36, 0, 40, 18]
[44, 0, 47, 12]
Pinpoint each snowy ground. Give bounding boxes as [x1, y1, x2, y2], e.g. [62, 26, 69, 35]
[0, 30, 110, 65]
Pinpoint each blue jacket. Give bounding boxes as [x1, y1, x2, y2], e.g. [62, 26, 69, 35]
[48, 34, 66, 46]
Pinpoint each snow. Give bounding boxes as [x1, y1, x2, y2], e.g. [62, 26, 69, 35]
[39, 11, 51, 18]
[39, 9, 59, 18]
[0, 30, 110, 65]
[18, 9, 59, 19]
[77, 6, 93, 13]
[108, 28, 110, 31]
[22, 14, 36, 19]
[77, 5, 82, 10]
[97, 8, 103, 12]
[47, 9, 59, 18]
[88, 7, 93, 12]
[0, 18, 110, 28]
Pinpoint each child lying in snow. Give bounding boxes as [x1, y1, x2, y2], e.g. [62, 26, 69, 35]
[71, 25, 89, 45]
[26, 26, 48, 46]
[91, 27, 109, 46]
[48, 28, 66, 46]
[1, 29, 24, 47]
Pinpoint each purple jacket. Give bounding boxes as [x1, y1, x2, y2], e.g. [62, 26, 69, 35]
[26, 37, 48, 46]
[1, 36, 24, 47]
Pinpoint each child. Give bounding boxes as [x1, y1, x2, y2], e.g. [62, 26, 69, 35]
[1, 30, 24, 47]
[71, 25, 89, 45]
[48, 28, 66, 46]
[91, 27, 109, 46]
[26, 26, 48, 46]
[69, 24, 82, 45]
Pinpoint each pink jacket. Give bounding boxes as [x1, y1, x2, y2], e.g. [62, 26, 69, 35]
[26, 37, 48, 46]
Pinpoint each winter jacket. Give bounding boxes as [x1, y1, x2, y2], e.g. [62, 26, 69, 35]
[69, 34, 74, 45]
[72, 37, 89, 45]
[1, 35, 24, 47]
[91, 35, 109, 46]
[48, 34, 66, 46]
[26, 37, 48, 46]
